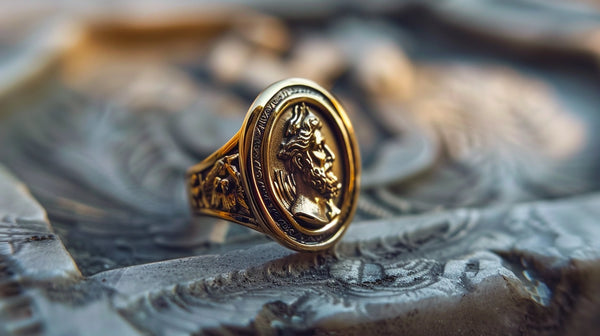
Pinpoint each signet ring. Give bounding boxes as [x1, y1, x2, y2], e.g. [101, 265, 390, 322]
[186, 78, 360, 251]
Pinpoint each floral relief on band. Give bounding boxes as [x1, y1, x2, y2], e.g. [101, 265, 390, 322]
[190, 153, 250, 216]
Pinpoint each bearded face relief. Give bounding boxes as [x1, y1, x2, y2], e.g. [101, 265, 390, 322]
[249, 80, 358, 249]
[274, 102, 342, 228]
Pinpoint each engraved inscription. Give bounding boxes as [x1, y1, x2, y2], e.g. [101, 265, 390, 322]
[190, 153, 250, 216]
[273, 103, 341, 228]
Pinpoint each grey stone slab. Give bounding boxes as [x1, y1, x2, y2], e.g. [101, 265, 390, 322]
[0, 165, 80, 280]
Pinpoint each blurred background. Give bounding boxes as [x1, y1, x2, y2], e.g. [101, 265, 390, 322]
[1, 1, 600, 334]
[2, 0, 600, 272]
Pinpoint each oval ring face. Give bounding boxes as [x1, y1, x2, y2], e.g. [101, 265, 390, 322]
[240, 78, 360, 251]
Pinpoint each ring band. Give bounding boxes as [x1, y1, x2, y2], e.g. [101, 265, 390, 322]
[186, 78, 360, 251]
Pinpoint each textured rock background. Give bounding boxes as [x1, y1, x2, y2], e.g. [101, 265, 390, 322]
[1, 1, 600, 335]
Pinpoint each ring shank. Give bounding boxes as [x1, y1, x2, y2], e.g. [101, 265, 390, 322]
[186, 134, 259, 230]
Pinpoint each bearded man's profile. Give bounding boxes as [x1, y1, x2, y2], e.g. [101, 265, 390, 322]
[273, 103, 341, 227]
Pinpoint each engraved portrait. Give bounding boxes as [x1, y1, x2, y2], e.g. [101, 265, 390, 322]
[273, 102, 342, 227]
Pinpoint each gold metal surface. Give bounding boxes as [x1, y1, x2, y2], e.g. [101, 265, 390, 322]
[187, 78, 360, 251]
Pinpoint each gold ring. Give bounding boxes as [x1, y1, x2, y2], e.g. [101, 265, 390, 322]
[186, 78, 360, 251]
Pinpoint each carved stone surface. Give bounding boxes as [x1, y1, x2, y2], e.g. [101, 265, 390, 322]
[1, 0, 600, 335]
[2, 164, 600, 335]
